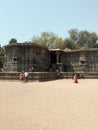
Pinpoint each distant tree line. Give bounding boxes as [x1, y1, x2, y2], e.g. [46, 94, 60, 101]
[7, 29, 98, 49]
[32, 29, 98, 49]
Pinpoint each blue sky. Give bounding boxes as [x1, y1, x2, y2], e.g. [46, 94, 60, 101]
[0, 0, 98, 46]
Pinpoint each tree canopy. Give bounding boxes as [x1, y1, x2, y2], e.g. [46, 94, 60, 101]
[5, 29, 98, 50]
[9, 38, 17, 44]
[32, 29, 98, 50]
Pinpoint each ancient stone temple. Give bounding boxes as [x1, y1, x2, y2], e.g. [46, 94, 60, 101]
[61, 48, 98, 73]
[3, 43, 98, 73]
[3, 43, 50, 72]
[50, 48, 98, 73]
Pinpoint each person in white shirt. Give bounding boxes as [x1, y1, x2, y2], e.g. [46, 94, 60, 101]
[24, 71, 28, 82]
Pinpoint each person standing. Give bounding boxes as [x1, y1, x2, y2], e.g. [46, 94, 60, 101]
[73, 72, 78, 83]
[32, 66, 34, 72]
[19, 72, 24, 83]
[24, 71, 29, 82]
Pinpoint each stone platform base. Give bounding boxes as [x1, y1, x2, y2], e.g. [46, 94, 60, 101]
[0, 72, 57, 81]
[1, 72, 98, 81]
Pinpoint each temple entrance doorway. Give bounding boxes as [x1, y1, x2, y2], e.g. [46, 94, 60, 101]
[50, 52, 56, 64]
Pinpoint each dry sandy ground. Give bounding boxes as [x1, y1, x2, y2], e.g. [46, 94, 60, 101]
[0, 79, 98, 130]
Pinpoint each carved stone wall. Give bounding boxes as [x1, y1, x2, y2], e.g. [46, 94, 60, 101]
[3, 43, 50, 72]
[3, 43, 98, 73]
[61, 49, 98, 73]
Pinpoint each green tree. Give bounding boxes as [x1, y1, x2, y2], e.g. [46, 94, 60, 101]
[89, 32, 98, 48]
[77, 31, 98, 48]
[54, 37, 64, 49]
[62, 38, 77, 50]
[78, 31, 89, 47]
[68, 29, 98, 48]
[9, 38, 17, 44]
[32, 32, 58, 49]
[68, 29, 79, 43]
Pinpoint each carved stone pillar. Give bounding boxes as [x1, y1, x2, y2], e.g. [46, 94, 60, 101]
[56, 51, 60, 64]
[56, 51, 63, 72]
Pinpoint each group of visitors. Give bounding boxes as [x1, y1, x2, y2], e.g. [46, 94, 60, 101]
[19, 70, 78, 84]
[19, 71, 29, 83]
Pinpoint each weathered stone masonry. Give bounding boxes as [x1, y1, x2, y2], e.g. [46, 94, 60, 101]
[3, 43, 50, 72]
[3, 43, 98, 73]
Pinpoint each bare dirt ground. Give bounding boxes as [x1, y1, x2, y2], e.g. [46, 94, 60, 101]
[0, 79, 98, 130]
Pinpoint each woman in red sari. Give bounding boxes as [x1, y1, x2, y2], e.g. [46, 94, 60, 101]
[73, 72, 78, 83]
